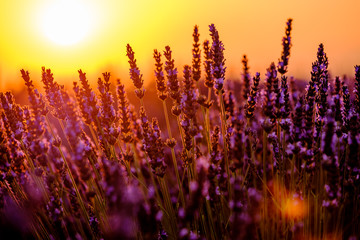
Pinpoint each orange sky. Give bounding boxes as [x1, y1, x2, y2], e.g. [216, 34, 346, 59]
[1, 0, 360, 91]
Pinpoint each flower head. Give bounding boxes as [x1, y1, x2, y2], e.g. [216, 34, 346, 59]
[126, 44, 145, 99]
[209, 24, 226, 91]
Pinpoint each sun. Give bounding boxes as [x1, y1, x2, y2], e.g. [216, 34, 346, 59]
[41, 0, 94, 46]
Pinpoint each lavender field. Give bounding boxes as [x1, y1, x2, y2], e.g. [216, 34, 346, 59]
[0, 19, 359, 239]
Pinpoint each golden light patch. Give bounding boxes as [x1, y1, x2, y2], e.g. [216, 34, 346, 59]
[283, 196, 306, 219]
[41, 0, 94, 45]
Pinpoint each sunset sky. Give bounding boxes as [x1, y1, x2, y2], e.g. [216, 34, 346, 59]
[1, 0, 360, 90]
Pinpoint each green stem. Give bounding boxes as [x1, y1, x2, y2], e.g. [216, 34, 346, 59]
[20, 140, 50, 203]
[159, 177, 177, 238]
[262, 130, 268, 239]
[58, 148, 90, 223]
[205, 199, 218, 240]
[217, 90, 231, 196]
[88, 124, 101, 152]
[130, 143, 149, 200]
[162, 100, 185, 209]
[46, 115, 94, 236]
[58, 119, 74, 152]
[202, 87, 213, 153]
[281, 129, 286, 234]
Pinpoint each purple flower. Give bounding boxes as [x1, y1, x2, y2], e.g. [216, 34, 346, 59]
[278, 18, 293, 74]
[127, 44, 145, 99]
[209, 24, 226, 91]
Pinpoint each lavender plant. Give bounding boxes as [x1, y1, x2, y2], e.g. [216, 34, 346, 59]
[0, 19, 359, 240]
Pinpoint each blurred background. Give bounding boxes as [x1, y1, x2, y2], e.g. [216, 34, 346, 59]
[1, 0, 360, 92]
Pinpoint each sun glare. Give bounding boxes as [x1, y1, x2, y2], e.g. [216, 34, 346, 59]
[41, 0, 94, 46]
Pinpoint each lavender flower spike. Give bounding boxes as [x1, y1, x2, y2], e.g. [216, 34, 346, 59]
[278, 18, 293, 75]
[192, 25, 201, 82]
[354, 65, 360, 115]
[153, 49, 168, 101]
[242, 55, 251, 101]
[164, 46, 181, 105]
[209, 24, 226, 91]
[203, 40, 213, 88]
[126, 44, 145, 99]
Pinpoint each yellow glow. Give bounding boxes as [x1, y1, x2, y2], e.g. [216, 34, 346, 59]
[1, 0, 360, 91]
[283, 196, 306, 219]
[270, 180, 307, 219]
[41, 0, 94, 46]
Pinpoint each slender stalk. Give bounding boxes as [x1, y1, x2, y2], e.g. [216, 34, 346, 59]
[58, 119, 74, 152]
[205, 199, 218, 240]
[281, 129, 286, 234]
[205, 87, 213, 151]
[20, 140, 50, 203]
[159, 177, 177, 238]
[217, 90, 231, 195]
[88, 124, 101, 152]
[87, 153, 102, 186]
[58, 148, 90, 223]
[262, 130, 268, 239]
[198, 84, 212, 153]
[162, 100, 185, 209]
[45, 115, 92, 233]
[130, 142, 149, 199]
